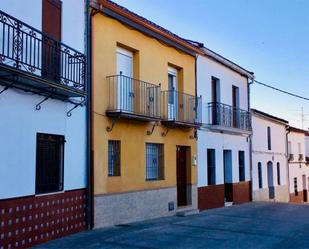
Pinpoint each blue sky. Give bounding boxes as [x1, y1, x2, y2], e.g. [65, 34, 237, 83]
[115, 0, 309, 129]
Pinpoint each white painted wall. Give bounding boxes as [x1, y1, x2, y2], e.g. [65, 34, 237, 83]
[0, 0, 86, 199]
[196, 55, 250, 187]
[306, 135, 309, 159]
[288, 131, 307, 193]
[0, 88, 86, 199]
[197, 55, 249, 125]
[251, 113, 288, 191]
[197, 132, 250, 186]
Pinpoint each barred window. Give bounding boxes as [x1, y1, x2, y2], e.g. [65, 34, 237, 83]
[207, 149, 216, 185]
[258, 162, 263, 189]
[294, 177, 298, 196]
[35, 133, 64, 195]
[277, 162, 281, 185]
[239, 151, 245, 182]
[146, 143, 164, 180]
[108, 140, 121, 176]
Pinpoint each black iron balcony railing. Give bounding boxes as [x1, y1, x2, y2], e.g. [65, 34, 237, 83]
[106, 74, 161, 120]
[208, 102, 251, 131]
[289, 154, 294, 161]
[161, 90, 202, 126]
[299, 154, 304, 162]
[0, 10, 85, 95]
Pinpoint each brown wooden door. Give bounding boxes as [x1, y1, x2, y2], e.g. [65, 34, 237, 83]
[42, 0, 62, 82]
[177, 146, 187, 206]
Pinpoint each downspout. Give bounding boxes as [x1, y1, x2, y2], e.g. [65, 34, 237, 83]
[85, 0, 93, 230]
[286, 126, 291, 202]
[248, 77, 254, 201]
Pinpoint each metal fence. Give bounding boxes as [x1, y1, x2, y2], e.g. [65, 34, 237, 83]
[106, 74, 161, 119]
[0, 10, 85, 91]
[161, 90, 202, 124]
[208, 102, 251, 131]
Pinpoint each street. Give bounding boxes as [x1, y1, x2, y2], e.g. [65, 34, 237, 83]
[36, 202, 309, 249]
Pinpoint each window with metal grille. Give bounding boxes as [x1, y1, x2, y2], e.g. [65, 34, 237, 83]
[146, 143, 164, 180]
[207, 149, 216, 185]
[258, 162, 263, 189]
[277, 162, 281, 185]
[108, 140, 121, 176]
[294, 177, 298, 196]
[239, 151, 245, 181]
[35, 133, 64, 195]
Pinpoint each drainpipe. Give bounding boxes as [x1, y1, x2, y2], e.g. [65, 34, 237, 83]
[286, 125, 291, 202]
[85, 0, 93, 230]
[248, 77, 254, 201]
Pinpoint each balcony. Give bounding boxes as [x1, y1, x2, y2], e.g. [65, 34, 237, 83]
[106, 74, 161, 121]
[207, 102, 251, 133]
[161, 90, 202, 128]
[0, 10, 86, 100]
[288, 154, 294, 162]
[299, 154, 304, 162]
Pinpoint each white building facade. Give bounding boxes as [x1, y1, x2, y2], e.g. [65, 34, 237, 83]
[195, 45, 253, 210]
[251, 109, 289, 202]
[288, 127, 308, 203]
[0, 1, 87, 248]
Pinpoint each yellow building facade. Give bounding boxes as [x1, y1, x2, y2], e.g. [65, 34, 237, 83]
[91, 0, 202, 227]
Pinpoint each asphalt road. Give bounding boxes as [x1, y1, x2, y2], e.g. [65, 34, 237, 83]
[35, 202, 309, 249]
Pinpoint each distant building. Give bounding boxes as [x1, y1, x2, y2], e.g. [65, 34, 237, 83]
[288, 127, 308, 203]
[194, 42, 254, 210]
[0, 1, 87, 248]
[251, 109, 289, 202]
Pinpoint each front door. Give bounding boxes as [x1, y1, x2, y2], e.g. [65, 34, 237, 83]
[168, 67, 177, 120]
[223, 150, 233, 201]
[267, 162, 275, 199]
[177, 146, 187, 206]
[303, 175, 307, 202]
[116, 47, 133, 112]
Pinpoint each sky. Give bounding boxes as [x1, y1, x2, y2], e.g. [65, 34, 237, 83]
[114, 0, 309, 130]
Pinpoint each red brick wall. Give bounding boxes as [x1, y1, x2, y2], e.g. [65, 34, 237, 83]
[225, 181, 251, 204]
[0, 189, 86, 249]
[290, 191, 304, 203]
[198, 184, 225, 210]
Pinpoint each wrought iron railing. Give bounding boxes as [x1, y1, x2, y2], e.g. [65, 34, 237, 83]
[106, 74, 161, 119]
[208, 102, 251, 131]
[161, 90, 202, 125]
[0, 10, 85, 91]
[289, 154, 294, 161]
[299, 154, 304, 162]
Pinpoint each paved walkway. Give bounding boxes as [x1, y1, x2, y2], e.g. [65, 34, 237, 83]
[35, 202, 309, 249]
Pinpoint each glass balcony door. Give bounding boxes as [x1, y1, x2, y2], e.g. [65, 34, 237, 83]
[168, 67, 178, 120]
[116, 47, 133, 112]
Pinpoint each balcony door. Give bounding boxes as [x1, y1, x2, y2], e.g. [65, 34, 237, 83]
[211, 77, 220, 125]
[116, 47, 133, 112]
[168, 67, 178, 120]
[232, 85, 240, 128]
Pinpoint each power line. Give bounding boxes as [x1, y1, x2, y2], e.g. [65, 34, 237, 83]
[253, 79, 309, 101]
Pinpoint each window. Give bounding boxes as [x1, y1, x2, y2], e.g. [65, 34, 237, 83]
[277, 162, 281, 185]
[35, 133, 64, 194]
[294, 177, 298, 196]
[267, 126, 271, 150]
[146, 143, 164, 180]
[207, 149, 216, 185]
[258, 162, 263, 189]
[108, 140, 121, 176]
[239, 151, 245, 181]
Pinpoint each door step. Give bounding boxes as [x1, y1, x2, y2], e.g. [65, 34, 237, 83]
[225, 202, 233, 207]
[176, 209, 199, 217]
